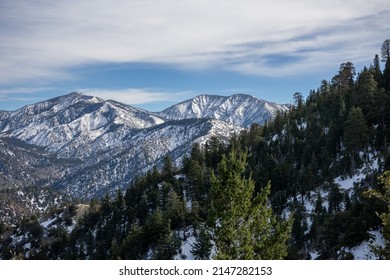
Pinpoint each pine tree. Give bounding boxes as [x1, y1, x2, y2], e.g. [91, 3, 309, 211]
[191, 224, 212, 260]
[288, 200, 308, 259]
[381, 39, 390, 63]
[333, 62, 355, 97]
[205, 136, 223, 168]
[381, 39, 390, 92]
[209, 149, 292, 259]
[356, 69, 377, 122]
[372, 54, 382, 86]
[161, 154, 176, 184]
[187, 159, 206, 202]
[328, 183, 343, 213]
[365, 171, 390, 259]
[166, 190, 186, 229]
[119, 223, 145, 259]
[153, 219, 181, 260]
[0, 221, 5, 235]
[343, 107, 369, 171]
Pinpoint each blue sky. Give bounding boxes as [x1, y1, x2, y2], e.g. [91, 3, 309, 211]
[0, 0, 389, 112]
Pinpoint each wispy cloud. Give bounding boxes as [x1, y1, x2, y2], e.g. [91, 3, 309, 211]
[79, 88, 193, 105]
[1, 0, 389, 85]
[0, 87, 57, 103]
[0, 87, 56, 95]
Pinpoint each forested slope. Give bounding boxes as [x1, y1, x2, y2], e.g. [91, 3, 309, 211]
[1, 40, 390, 260]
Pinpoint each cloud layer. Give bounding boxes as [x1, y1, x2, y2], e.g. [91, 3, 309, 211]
[80, 88, 192, 106]
[1, 0, 389, 90]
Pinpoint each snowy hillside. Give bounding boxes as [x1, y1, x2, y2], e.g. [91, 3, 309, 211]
[0, 92, 277, 199]
[156, 94, 288, 127]
[54, 118, 242, 198]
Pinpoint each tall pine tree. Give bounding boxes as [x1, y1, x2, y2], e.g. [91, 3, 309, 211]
[343, 107, 369, 171]
[365, 171, 390, 259]
[209, 149, 292, 259]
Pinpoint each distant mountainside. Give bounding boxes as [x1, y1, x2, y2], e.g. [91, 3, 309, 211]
[0, 92, 284, 202]
[0, 138, 70, 225]
[157, 94, 288, 127]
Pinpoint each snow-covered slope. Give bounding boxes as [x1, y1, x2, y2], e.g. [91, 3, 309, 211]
[1, 92, 265, 198]
[0, 92, 165, 159]
[156, 94, 288, 127]
[55, 118, 242, 198]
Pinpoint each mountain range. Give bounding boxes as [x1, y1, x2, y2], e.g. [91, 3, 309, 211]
[156, 94, 288, 127]
[0, 92, 287, 215]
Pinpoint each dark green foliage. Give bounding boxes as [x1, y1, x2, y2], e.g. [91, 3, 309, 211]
[162, 155, 176, 183]
[287, 200, 308, 259]
[356, 69, 377, 122]
[191, 225, 212, 260]
[381, 39, 390, 62]
[328, 183, 343, 214]
[365, 171, 390, 259]
[344, 107, 369, 171]
[152, 221, 181, 260]
[0, 221, 5, 235]
[209, 149, 292, 259]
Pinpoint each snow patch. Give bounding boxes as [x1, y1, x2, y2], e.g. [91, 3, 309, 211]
[339, 230, 384, 260]
[334, 174, 365, 190]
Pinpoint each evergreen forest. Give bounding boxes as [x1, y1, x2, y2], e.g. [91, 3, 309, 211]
[1, 39, 390, 260]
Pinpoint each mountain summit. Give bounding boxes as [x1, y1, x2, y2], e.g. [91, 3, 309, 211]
[156, 94, 288, 127]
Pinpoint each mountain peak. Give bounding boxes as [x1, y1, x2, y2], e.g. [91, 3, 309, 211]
[156, 94, 288, 127]
[0, 92, 165, 158]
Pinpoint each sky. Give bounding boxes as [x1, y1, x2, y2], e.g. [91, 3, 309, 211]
[0, 0, 389, 112]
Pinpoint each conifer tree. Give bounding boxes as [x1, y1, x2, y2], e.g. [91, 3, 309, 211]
[209, 149, 292, 259]
[328, 183, 343, 213]
[0, 221, 5, 235]
[365, 171, 390, 259]
[381, 39, 390, 63]
[381, 39, 390, 92]
[356, 69, 377, 123]
[343, 107, 369, 171]
[166, 190, 186, 229]
[191, 224, 212, 260]
[153, 219, 181, 260]
[119, 224, 144, 259]
[162, 155, 176, 183]
[372, 54, 382, 86]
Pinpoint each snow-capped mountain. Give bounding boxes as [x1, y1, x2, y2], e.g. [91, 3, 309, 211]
[0, 92, 164, 159]
[156, 94, 288, 127]
[0, 92, 283, 199]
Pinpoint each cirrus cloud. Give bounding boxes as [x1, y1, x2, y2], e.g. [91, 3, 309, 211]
[79, 88, 193, 106]
[0, 0, 389, 86]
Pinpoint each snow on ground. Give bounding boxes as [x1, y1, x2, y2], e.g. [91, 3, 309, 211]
[334, 173, 366, 190]
[334, 152, 381, 190]
[40, 216, 57, 229]
[66, 223, 76, 234]
[339, 230, 384, 260]
[309, 251, 320, 260]
[176, 230, 196, 260]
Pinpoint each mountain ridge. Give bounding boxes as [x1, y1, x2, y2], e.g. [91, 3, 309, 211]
[156, 93, 288, 127]
[0, 92, 285, 199]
